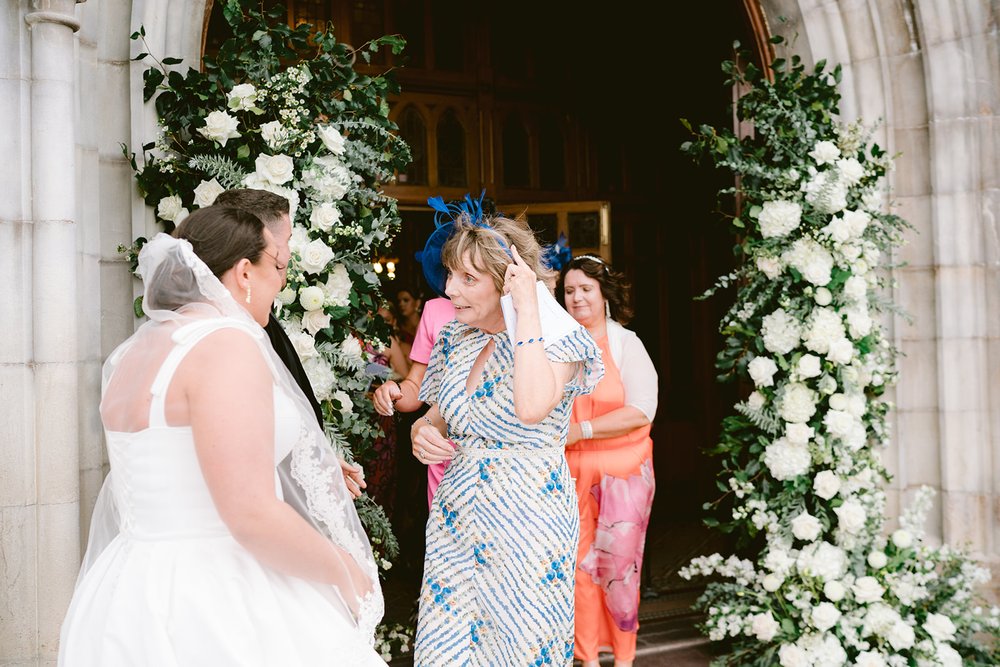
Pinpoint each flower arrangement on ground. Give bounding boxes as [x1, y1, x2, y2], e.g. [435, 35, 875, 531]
[122, 0, 412, 655]
[677, 43, 1000, 666]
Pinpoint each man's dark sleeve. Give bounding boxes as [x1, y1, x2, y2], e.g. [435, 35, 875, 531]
[264, 313, 324, 427]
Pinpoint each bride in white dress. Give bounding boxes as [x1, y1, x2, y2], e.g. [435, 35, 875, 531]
[59, 206, 386, 666]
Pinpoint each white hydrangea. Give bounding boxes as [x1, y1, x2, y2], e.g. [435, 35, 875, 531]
[843, 275, 867, 302]
[845, 305, 873, 339]
[855, 651, 889, 667]
[303, 356, 337, 400]
[796, 542, 847, 582]
[758, 200, 803, 238]
[762, 308, 802, 355]
[301, 155, 353, 201]
[783, 237, 834, 287]
[803, 169, 848, 215]
[803, 308, 847, 355]
[842, 209, 872, 237]
[778, 644, 809, 667]
[778, 383, 817, 424]
[764, 548, 796, 575]
[764, 438, 811, 480]
[886, 620, 915, 651]
[324, 263, 352, 307]
[785, 422, 814, 445]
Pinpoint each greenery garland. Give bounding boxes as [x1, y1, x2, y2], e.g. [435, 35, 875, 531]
[122, 0, 411, 658]
[678, 42, 1000, 667]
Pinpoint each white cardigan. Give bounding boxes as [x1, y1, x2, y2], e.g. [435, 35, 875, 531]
[605, 319, 659, 422]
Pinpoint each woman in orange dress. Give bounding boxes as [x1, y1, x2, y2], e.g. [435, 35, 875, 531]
[558, 255, 658, 667]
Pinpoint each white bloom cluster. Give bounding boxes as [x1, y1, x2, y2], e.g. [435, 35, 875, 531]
[764, 437, 811, 480]
[782, 237, 834, 287]
[759, 200, 803, 238]
[762, 308, 802, 354]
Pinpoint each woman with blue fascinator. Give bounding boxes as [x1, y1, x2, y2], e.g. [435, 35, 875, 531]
[409, 195, 603, 666]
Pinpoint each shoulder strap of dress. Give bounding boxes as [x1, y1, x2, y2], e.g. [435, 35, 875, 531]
[147, 318, 265, 428]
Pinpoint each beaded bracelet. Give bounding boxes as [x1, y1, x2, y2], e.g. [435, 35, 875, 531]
[515, 336, 544, 347]
[580, 420, 594, 440]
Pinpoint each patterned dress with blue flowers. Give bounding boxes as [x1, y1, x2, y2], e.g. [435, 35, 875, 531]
[414, 320, 603, 667]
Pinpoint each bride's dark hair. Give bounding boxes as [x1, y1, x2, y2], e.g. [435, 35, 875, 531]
[143, 206, 266, 312]
[174, 206, 267, 276]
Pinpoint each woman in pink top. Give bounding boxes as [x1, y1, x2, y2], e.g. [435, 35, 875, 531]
[372, 297, 456, 506]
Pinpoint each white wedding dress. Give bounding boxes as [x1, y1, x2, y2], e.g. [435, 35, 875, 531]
[58, 319, 386, 666]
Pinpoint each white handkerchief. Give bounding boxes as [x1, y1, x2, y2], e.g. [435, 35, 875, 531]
[500, 281, 582, 345]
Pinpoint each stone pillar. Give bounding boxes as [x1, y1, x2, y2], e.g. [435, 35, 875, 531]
[25, 0, 83, 660]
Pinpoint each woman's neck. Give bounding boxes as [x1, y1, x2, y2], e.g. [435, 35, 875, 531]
[585, 316, 608, 340]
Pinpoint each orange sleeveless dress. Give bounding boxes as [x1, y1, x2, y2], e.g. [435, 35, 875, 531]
[566, 334, 655, 662]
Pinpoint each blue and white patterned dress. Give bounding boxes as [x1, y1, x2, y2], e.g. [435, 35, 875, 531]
[414, 320, 603, 666]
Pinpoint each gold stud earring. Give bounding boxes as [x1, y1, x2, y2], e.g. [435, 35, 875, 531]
[245, 284, 252, 304]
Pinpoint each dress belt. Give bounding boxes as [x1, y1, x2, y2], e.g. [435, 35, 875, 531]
[454, 445, 564, 459]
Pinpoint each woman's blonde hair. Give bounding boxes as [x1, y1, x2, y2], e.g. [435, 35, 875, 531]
[440, 214, 553, 293]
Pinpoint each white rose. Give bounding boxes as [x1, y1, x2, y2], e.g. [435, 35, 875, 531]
[276, 286, 296, 306]
[814, 287, 832, 306]
[855, 651, 888, 667]
[824, 580, 846, 602]
[935, 645, 962, 667]
[817, 375, 838, 395]
[797, 354, 822, 379]
[829, 393, 848, 410]
[778, 644, 808, 667]
[886, 620, 915, 650]
[748, 356, 779, 387]
[309, 202, 342, 232]
[813, 471, 842, 500]
[756, 255, 783, 279]
[811, 602, 842, 631]
[299, 285, 326, 311]
[924, 613, 957, 643]
[299, 239, 335, 274]
[332, 389, 354, 416]
[747, 391, 766, 410]
[782, 238, 834, 287]
[288, 330, 318, 360]
[891, 529, 913, 549]
[340, 335, 364, 361]
[762, 573, 784, 592]
[758, 200, 803, 239]
[255, 153, 295, 185]
[317, 124, 347, 155]
[226, 83, 259, 111]
[843, 209, 871, 238]
[837, 157, 865, 185]
[192, 178, 225, 208]
[835, 500, 867, 534]
[157, 194, 186, 222]
[260, 120, 290, 151]
[750, 611, 780, 641]
[785, 422, 814, 445]
[846, 307, 873, 340]
[764, 438, 812, 481]
[867, 551, 888, 569]
[822, 215, 853, 245]
[823, 409, 857, 438]
[852, 576, 885, 603]
[803, 308, 847, 355]
[827, 338, 856, 365]
[791, 511, 823, 542]
[197, 110, 241, 146]
[302, 309, 331, 335]
[809, 140, 841, 165]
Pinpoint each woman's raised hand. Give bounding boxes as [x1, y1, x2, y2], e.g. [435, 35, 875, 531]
[373, 380, 402, 416]
[503, 245, 538, 313]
